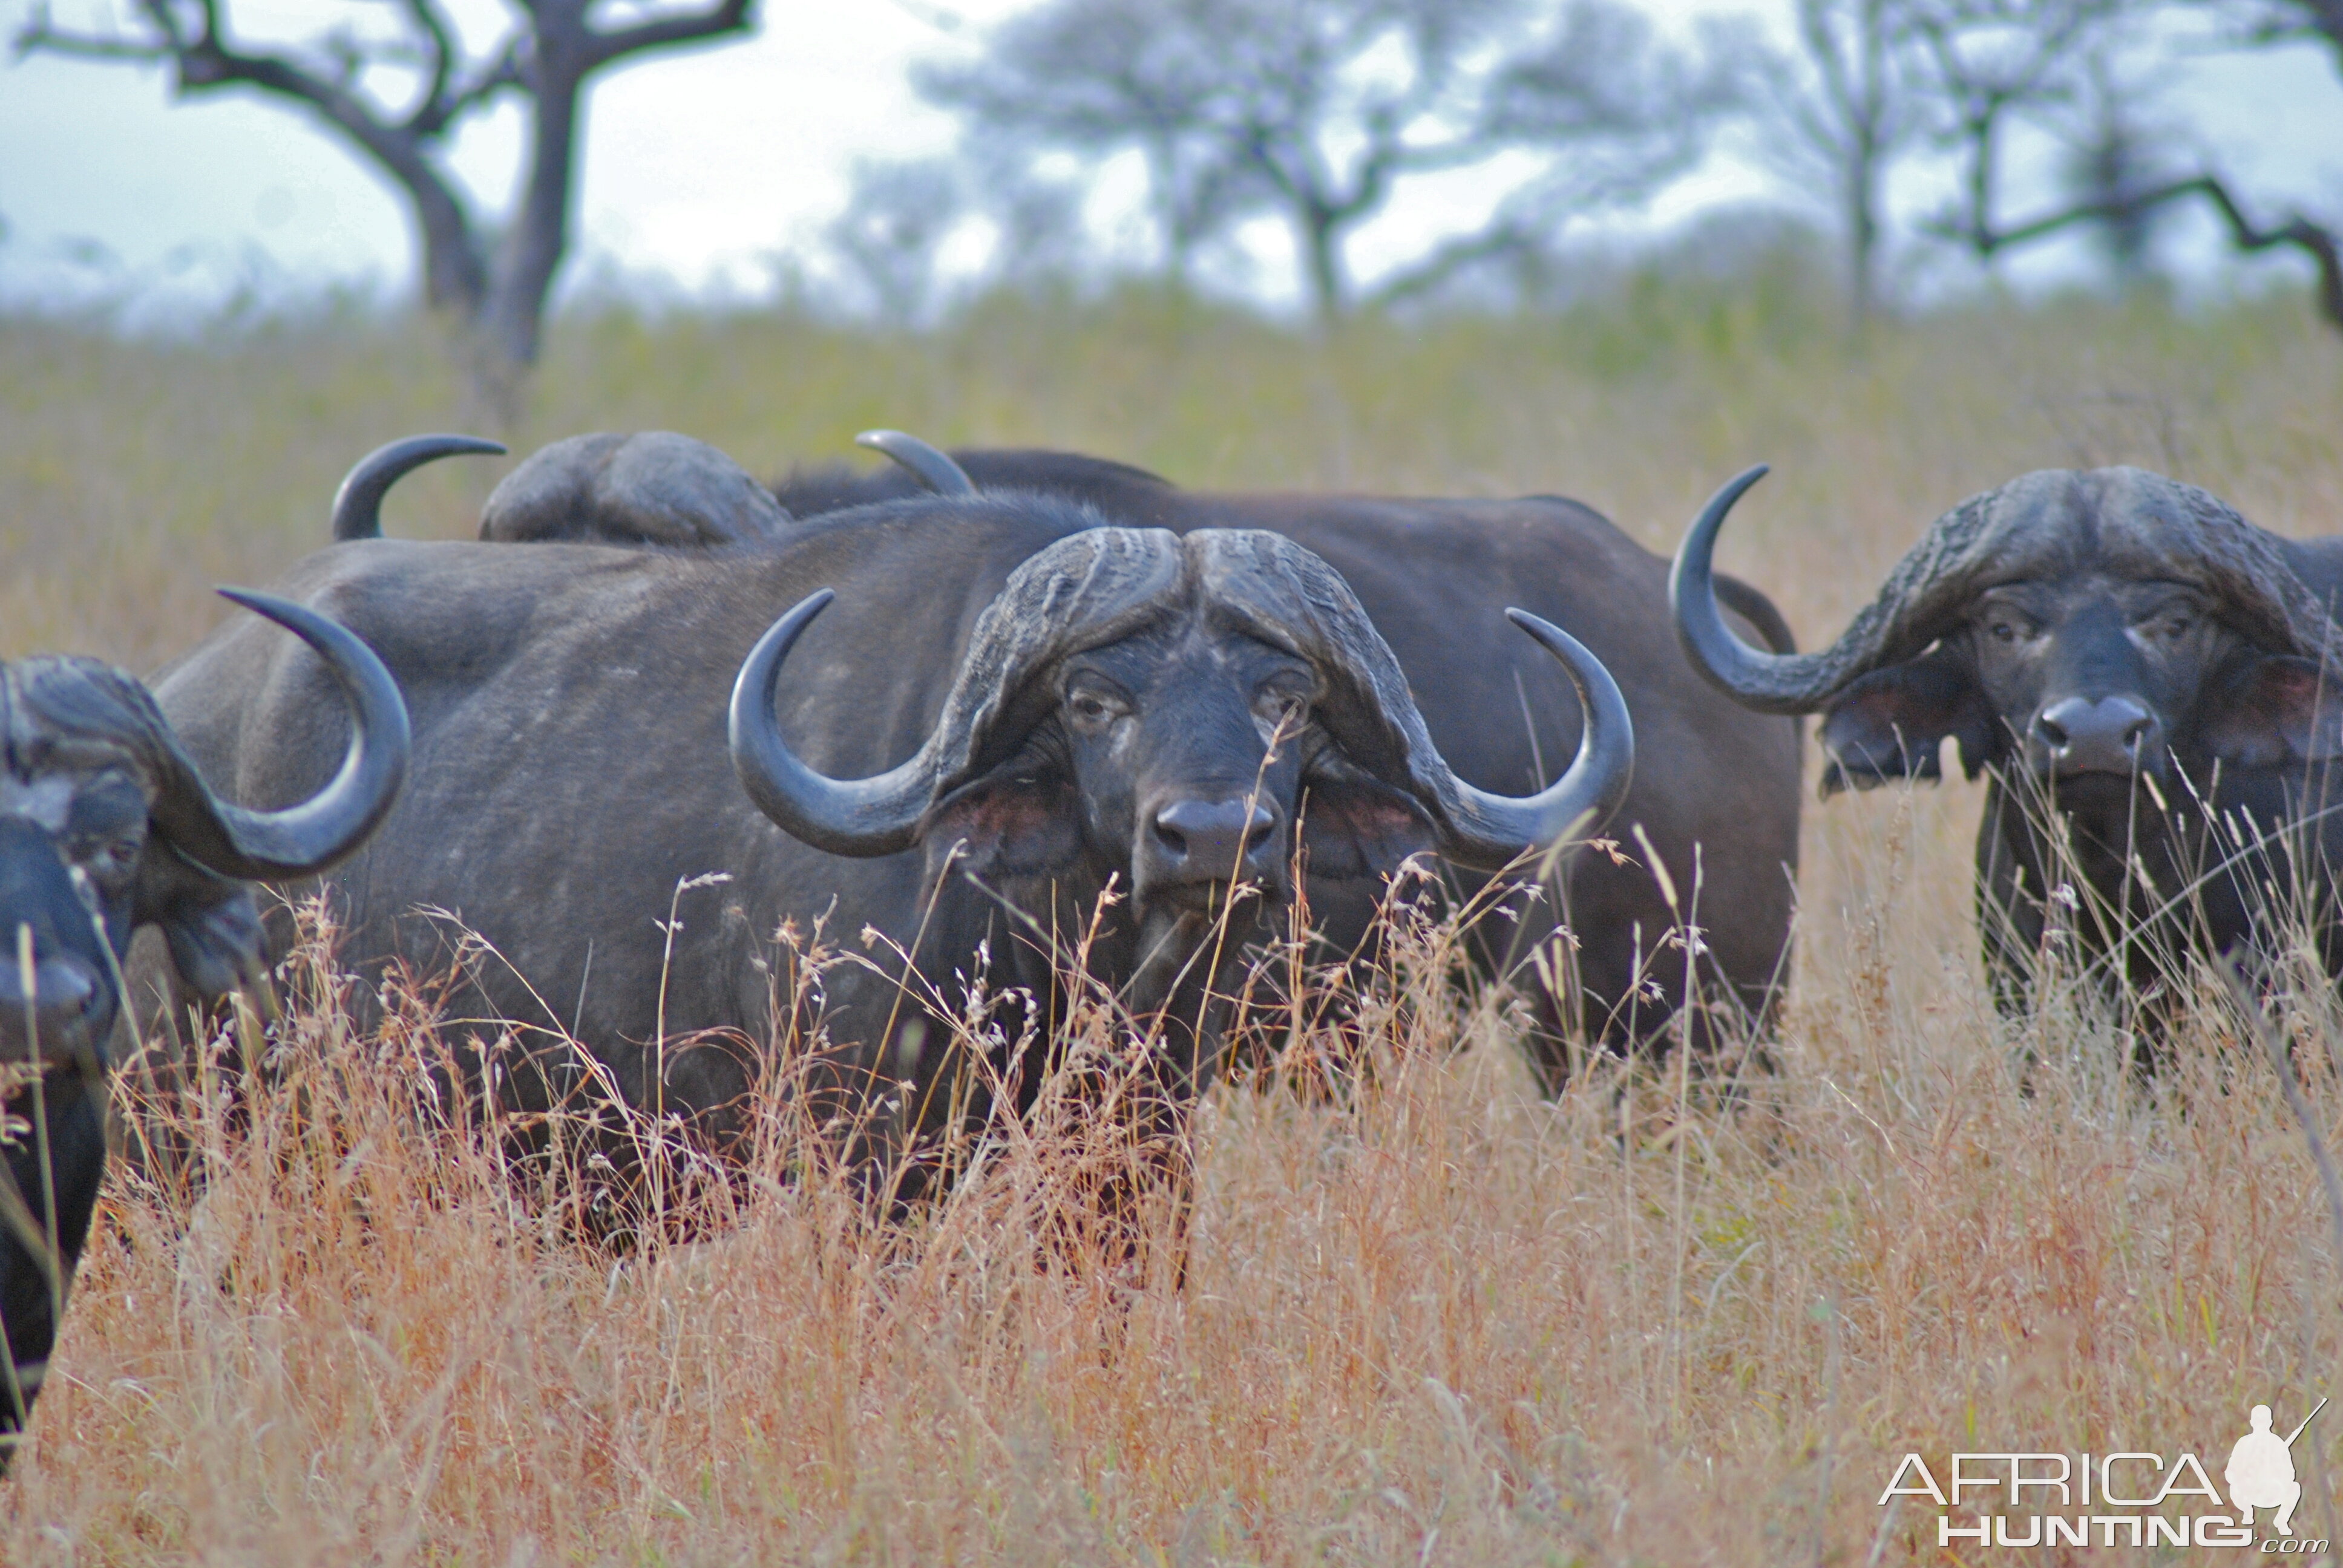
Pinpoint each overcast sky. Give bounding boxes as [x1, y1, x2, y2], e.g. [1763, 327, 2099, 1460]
[1, 0, 2337, 319]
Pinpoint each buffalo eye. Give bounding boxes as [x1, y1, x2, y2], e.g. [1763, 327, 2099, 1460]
[1254, 688, 1307, 732]
[1987, 618, 2026, 645]
[65, 829, 143, 881]
[1062, 676, 1130, 733]
[61, 785, 149, 884]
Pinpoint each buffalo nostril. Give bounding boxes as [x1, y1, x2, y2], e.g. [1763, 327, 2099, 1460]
[1240, 806, 1274, 855]
[2036, 696, 2158, 774]
[1152, 799, 1279, 877]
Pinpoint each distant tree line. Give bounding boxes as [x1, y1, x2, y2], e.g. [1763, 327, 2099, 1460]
[836, 0, 2340, 336]
[15, 0, 2337, 400]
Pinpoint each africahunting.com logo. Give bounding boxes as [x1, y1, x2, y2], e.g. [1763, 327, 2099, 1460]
[1879, 1399, 2328, 1550]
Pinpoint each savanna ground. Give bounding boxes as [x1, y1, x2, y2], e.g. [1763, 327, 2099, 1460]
[2, 266, 2341, 1563]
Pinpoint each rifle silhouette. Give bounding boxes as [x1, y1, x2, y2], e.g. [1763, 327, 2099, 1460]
[2286, 1398, 2328, 1447]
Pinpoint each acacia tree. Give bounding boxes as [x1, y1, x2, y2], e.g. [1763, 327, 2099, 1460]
[1920, 0, 2342, 332]
[920, 0, 1739, 325]
[1909, 0, 2117, 259]
[16, 0, 758, 381]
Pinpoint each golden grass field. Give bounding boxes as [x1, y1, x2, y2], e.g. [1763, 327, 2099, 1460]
[2, 279, 2342, 1563]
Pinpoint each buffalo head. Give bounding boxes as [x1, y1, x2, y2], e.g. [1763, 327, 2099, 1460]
[0, 592, 410, 1060]
[731, 526, 1631, 1070]
[1672, 466, 2343, 803]
[1673, 464, 2343, 1011]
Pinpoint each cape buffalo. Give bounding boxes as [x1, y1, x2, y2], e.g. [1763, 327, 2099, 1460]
[756, 438, 1802, 1079]
[318, 430, 1798, 1075]
[0, 593, 407, 1463]
[1673, 463, 2343, 1008]
[151, 475, 1629, 1203]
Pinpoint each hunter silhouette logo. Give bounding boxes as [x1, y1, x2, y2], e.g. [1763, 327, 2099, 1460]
[2229, 1399, 2325, 1538]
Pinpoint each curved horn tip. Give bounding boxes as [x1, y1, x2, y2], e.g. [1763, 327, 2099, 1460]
[216, 584, 276, 615]
[176, 585, 411, 882]
[754, 588, 833, 651]
[330, 433, 508, 543]
[215, 584, 324, 630]
[1507, 608, 1634, 820]
[730, 589, 836, 736]
[1712, 462, 1770, 509]
[1670, 462, 1819, 716]
[728, 587, 934, 860]
[852, 429, 977, 498]
[215, 580, 362, 622]
[1430, 609, 1633, 872]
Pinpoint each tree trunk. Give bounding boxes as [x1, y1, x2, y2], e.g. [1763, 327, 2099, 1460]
[1847, 132, 1879, 330]
[1300, 204, 1345, 327]
[482, 64, 585, 369]
[413, 181, 490, 321]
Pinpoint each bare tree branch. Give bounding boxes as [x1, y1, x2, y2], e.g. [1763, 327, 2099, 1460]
[20, 0, 493, 315]
[585, 0, 753, 69]
[1912, 0, 2118, 262]
[2179, 0, 2343, 59]
[12, 13, 169, 62]
[399, 0, 459, 125]
[1932, 172, 2343, 328]
[1910, 0, 2342, 336]
[1360, 219, 1543, 310]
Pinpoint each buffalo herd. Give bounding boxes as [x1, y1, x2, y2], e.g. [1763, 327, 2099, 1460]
[1, 422, 2336, 1459]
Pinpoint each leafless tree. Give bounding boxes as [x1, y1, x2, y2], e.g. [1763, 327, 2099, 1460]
[1757, 0, 1930, 325]
[920, 0, 1740, 325]
[16, 0, 758, 385]
[1909, 0, 2115, 257]
[1919, 0, 2342, 332]
[914, 0, 1248, 288]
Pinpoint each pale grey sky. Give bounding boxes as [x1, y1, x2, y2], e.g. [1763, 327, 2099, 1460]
[1, 0, 2336, 318]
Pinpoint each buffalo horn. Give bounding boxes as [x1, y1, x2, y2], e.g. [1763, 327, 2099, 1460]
[331, 434, 506, 541]
[1430, 612, 1634, 870]
[854, 430, 977, 497]
[1669, 464, 1833, 714]
[154, 590, 412, 880]
[729, 592, 937, 857]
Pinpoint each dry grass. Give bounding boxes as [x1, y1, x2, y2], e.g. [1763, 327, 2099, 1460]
[1, 284, 2342, 1562]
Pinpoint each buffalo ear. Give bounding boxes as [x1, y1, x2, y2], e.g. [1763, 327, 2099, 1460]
[2201, 655, 2343, 768]
[133, 849, 267, 1003]
[1299, 779, 1437, 884]
[1817, 645, 1999, 797]
[923, 774, 1084, 878]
